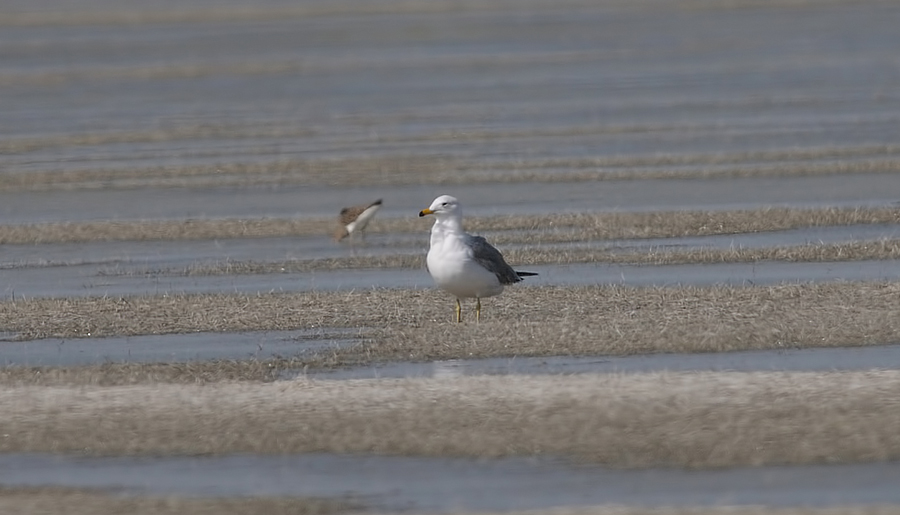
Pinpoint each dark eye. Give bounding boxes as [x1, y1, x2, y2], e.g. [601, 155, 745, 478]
[441, 202, 448, 206]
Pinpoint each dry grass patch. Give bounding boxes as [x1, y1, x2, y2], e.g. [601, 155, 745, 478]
[486, 509, 900, 515]
[0, 282, 899, 385]
[349, 282, 900, 364]
[0, 0, 616, 28]
[0, 156, 458, 193]
[0, 218, 338, 245]
[0, 358, 315, 386]
[168, 254, 424, 276]
[3, 0, 891, 29]
[0, 124, 316, 154]
[474, 157, 900, 184]
[499, 144, 900, 170]
[0, 291, 387, 340]
[159, 239, 900, 277]
[3, 371, 900, 468]
[501, 239, 900, 266]
[1, 206, 898, 245]
[0, 487, 352, 515]
[0, 491, 897, 515]
[481, 206, 900, 242]
[3, 158, 900, 192]
[2, 146, 900, 192]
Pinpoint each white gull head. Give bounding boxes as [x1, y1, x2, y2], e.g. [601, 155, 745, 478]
[419, 194, 462, 223]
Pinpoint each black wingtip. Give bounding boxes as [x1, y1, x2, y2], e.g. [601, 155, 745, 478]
[372, 199, 383, 205]
[516, 271, 539, 277]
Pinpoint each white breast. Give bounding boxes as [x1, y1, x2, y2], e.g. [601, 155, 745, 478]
[346, 204, 381, 234]
[426, 236, 504, 299]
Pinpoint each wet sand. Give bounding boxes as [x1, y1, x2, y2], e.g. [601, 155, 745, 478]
[3, 370, 900, 509]
[4, 0, 900, 511]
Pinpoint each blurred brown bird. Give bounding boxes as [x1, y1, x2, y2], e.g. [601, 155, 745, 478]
[333, 199, 383, 242]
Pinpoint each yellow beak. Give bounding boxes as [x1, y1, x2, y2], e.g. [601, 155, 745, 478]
[418, 208, 434, 217]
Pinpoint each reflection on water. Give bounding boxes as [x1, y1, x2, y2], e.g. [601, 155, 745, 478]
[294, 344, 900, 381]
[2, 0, 900, 224]
[3, 258, 899, 299]
[4, 1, 900, 171]
[4, 4, 900, 510]
[2, 223, 897, 271]
[2, 453, 900, 511]
[0, 329, 358, 367]
[1, 220, 899, 301]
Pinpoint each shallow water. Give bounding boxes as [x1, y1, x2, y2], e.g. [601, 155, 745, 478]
[3, 223, 898, 272]
[2, 221, 900, 300]
[0, 329, 356, 367]
[1, 176, 899, 224]
[5, 1, 900, 170]
[2, 453, 899, 511]
[595, 223, 900, 254]
[2, 0, 900, 301]
[299, 344, 900, 381]
[3, 0, 900, 224]
[4, 322, 896, 371]
[3, 259, 899, 299]
[3, 2, 900, 509]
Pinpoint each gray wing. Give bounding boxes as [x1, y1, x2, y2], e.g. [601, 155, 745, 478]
[467, 235, 522, 285]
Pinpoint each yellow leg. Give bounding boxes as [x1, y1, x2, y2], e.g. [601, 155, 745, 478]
[476, 298, 482, 323]
[455, 298, 462, 323]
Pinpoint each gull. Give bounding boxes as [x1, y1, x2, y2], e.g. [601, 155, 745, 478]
[333, 199, 382, 242]
[419, 194, 537, 323]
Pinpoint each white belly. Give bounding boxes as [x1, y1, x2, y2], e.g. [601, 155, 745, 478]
[347, 204, 380, 234]
[426, 245, 503, 299]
